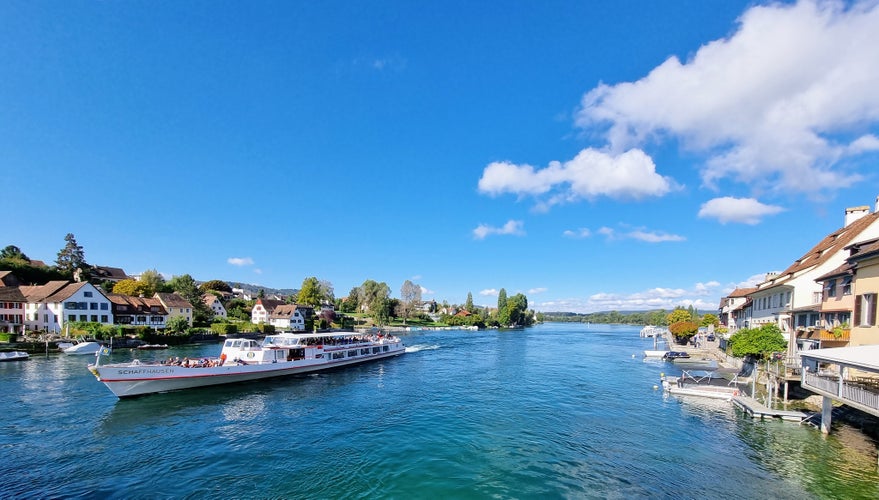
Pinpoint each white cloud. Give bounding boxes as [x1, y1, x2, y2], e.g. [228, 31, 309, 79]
[420, 286, 435, 296]
[597, 225, 685, 243]
[528, 287, 548, 294]
[575, 0, 879, 195]
[698, 197, 785, 224]
[473, 220, 525, 240]
[534, 281, 723, 313]
[477, 148, 677, 211]
[479, 289, 499, 296]
[227, 257, 255, 267]
[254, 268, 263, 275]
[563, 228, 592, 238]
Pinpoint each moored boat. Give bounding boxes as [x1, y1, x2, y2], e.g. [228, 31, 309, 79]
[88, 331, 405, 398]
[58, 337, 104, 355]
[0, 351, 29, 362]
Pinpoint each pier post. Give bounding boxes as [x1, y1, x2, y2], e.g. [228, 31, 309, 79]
[820, 395, 833, 434]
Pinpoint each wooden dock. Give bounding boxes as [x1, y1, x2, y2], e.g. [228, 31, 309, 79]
[731, 395, 807, 422]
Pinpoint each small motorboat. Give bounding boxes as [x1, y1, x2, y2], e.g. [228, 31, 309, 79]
[662, 351, 690, 360]
[0, 351, 29, 362]
[58, 338, 104, 355]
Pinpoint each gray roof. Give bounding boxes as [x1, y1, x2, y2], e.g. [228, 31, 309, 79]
[800, 344, 879, 371]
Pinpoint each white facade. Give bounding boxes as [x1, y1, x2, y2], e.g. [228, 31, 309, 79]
[204, 295, 227, 319]
[25, 282, 113, 332]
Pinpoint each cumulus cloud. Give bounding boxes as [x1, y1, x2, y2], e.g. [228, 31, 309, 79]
[576, 0, 879, 195]
[420, 286, 435, 295]
[528, 287, 548, 294]
[473, 220, 525, 240]
[480, 289, 499, 296]
[698, 197, 785, 224]
[227, 257, 255, 267]
[477, 148, 677, 211]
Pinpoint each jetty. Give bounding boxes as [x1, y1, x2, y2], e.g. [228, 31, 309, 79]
[731, 395, 807, 422]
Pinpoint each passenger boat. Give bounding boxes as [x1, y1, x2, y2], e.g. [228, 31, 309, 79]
[88, 331, 405, 398]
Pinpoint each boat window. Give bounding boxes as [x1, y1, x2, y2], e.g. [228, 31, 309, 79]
[383, 346, 389, 352]
[231, 340, 242, 348]
[348, 350, 358, 357]
[361, 349, 369, 355]
[332, 352, 345, 360]
[372, 347, 380, 354]
[264, 337, 275, 346]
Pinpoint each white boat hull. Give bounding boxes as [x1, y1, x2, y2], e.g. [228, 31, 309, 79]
[643, 350, 669, 358]
[0, 351, 29, 362]
[90, 337, 405, 398]
[62, 341, 103, 355]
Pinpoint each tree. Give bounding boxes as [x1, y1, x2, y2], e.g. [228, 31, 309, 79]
[56, 233, 87, 277]
[166, 315, 189, 334]
[318, 280, 335, 303]
[700, 313, 719, 328]
[297, 277, 323, 307]
[138, 269, 166, 296]
[0, 245, 29, 262]
[666, 308, 692, 325]
[225, 299, 252, 321]
[497, 288, 508, 313]
[399, 280, 422, 324]
[167, 274, 211, 326]
[465, 292, 474, 312]
[728, 324, 787, 360]
[199, 279, 232, 294]
[112, 279, 151, 296]
[505, 293, 530, 326]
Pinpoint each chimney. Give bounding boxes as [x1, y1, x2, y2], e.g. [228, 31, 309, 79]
[845, 205, 870, 227]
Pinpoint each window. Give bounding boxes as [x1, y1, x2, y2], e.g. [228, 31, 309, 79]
[78, 302, 87, 310]
[79, 315, 87, 322]
[69, 315, 76, 322]
[66, 302, 78, 310]
[84, 291, 93, 297]
[90, 315, 98, 322]
[842, 276, 852, 296]
[855, 294, 878, 327]
[101, 315, 108, 323]
[100, 303, 108, 310]
[90, 302, 98, 310]
[825, 279, 837, 298]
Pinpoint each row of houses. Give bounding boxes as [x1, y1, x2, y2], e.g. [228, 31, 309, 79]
[719, 198, 879, 358]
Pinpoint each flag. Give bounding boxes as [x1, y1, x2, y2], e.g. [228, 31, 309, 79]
[96, 347, 111, 357]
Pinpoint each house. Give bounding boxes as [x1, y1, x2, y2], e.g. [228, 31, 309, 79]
[91, 266, 129, 283]
[842, 238, 879, 346]
[0, 270, 22, 287]
[203, 294, 228, 319]
[21, 281, 113, 333]
[747, 202, 879, 354]
[108, 294, 168, 328]
[251, 298, 285, 325]
[0, 286, 26, 334]
[155, 292, 194, 327]
[269, 304, 307, 331]
[718, 287, 755, 332]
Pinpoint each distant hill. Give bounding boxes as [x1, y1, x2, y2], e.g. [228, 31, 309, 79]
[226, 281, 298, 298]
[540, 308, 713, 325]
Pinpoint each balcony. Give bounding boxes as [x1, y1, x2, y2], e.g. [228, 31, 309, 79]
[802, 371, 879, 413]
[816, 328, 850, 341]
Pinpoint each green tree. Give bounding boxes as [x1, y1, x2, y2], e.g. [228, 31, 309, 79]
[166, 315, 190, 334]
[358, 280, 391, 319]
[56, 233, 87, 277]
[666, 308, 691, 324]
[167, 274, 211, 326]
[505, 293, 529, 326]
[225, 299, 252, 321]
[465, 292, 474, 312]
[700, 313, 719, 328]
[0, 245, 29, 262]
[497, 288, 508, 313]
[139, 269, 166, 296]
[297, 277, 323, 306]
[728, 324, 787, 360]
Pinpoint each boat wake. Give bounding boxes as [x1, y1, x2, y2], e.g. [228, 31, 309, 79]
[405, 344, 439, 353]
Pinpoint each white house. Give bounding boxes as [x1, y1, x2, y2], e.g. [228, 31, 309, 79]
[718, 287, 755, 332]
[748, 202, 879, 353]
[269, 304, 307, 331]
[203, 294, 227, 319]
[21, 281, 114, 333]
[251, 298, 285, 325]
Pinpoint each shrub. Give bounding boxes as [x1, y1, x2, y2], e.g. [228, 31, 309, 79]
[211, 323, 238, 335]
[669, 321, 699, 344]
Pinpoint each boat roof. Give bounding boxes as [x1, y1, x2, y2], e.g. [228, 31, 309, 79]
[257, 331, 381, 340]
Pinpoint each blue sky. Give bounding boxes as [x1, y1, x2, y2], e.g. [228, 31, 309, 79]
[4, 0, 879, 313]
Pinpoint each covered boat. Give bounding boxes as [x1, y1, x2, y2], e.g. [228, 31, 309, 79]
[0, 351, 29, 362]
[88, 331, 405, 398]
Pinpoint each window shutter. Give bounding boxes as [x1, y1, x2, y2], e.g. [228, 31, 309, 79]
[871, 294, 878, 327]
[854, 295, 861, 327]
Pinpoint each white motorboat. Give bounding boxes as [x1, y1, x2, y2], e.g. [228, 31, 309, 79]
[89, 331, 406, 398]
[0, 351, 29, 362]
[58, 337, 104, 355]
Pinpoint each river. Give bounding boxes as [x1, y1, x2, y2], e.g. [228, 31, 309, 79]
[2, 323, 877, 499]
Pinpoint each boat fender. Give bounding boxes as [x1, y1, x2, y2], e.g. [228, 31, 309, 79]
[733, 390, 739, 396]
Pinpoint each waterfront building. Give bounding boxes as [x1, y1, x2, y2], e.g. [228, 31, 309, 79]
[203, 294, 227, 319]
[0, 286, 26, 334]
[21, 281, 113, 332]
[268, 304, 307, 331]
[108, 294, 168, 328]
[718, 287, 755, 332]
[154, 292, 193, 327]
[251, 297, 285, 325]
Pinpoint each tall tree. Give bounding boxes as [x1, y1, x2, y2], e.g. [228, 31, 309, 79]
[318, 279, 335, 303]
[56, 233, 87, 277]
[199, 279, 232, 294]
[497, 289, 508, 316]
[168, 274, 211, 325]
[399, 280, 422, 324]
[358, 279, 390, 319]
[139, 269, 166, 296]
[297, 277, 323, 306]
[465, 292, 474, 312]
